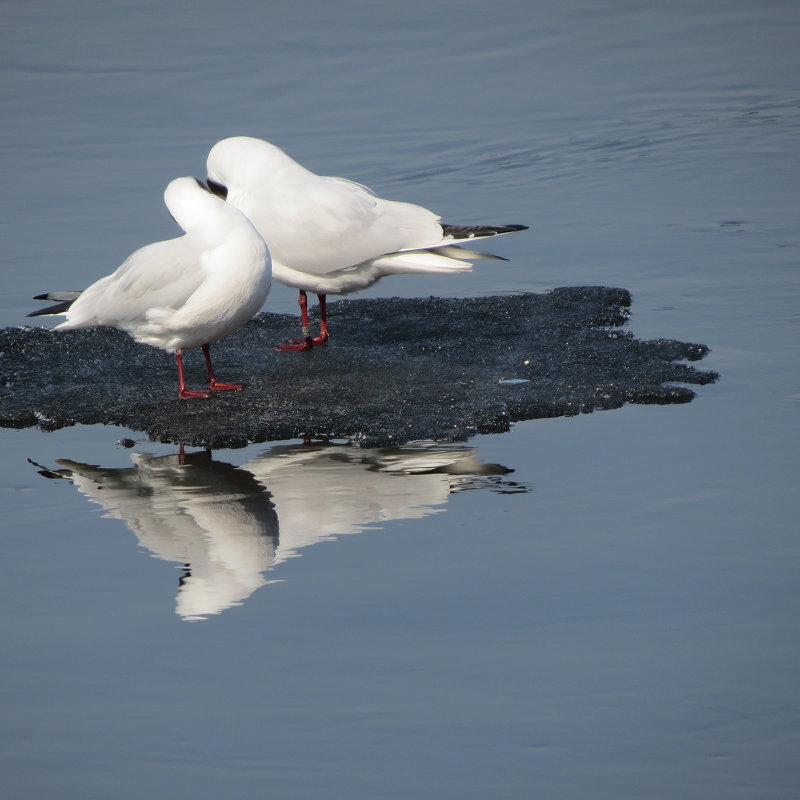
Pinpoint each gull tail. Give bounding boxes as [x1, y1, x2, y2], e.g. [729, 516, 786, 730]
[27, 291, 83, 317]
[370, 249, 474, 276]
[430, 244, 509, 262]
[374, 223, 528, 276]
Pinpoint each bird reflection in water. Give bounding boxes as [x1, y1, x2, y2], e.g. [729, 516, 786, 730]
[31, 441, 526, 620]
[32, 449, 277, 621]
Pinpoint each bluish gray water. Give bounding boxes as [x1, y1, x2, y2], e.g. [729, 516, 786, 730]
[1, 1, 798, 798]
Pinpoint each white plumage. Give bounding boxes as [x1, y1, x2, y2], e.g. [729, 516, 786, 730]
[30, 177, 271, 398]
[206, 136, 527, 350]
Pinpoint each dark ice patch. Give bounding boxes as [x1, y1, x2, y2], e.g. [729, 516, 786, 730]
[0, 288, 718, 448]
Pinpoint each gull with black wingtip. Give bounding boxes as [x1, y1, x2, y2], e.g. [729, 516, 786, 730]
[206, 136, 527, 351]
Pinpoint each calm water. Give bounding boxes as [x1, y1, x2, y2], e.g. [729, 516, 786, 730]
[1, 1, 798, 798]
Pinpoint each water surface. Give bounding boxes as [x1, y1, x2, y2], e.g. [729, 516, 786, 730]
[1, 1, 798, 798]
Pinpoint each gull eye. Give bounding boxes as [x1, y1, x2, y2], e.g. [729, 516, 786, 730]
[206, 178, 229, 200]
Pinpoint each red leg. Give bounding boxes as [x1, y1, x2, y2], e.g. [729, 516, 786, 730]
[176, 349, 212, 399]
[312, 293, 330, 344]
[276, 289, 314, 351]
[203, 343, 245, 391]
[299, 289, 310, 329]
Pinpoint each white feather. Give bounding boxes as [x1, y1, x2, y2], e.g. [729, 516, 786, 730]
[55, 177, 271, 353]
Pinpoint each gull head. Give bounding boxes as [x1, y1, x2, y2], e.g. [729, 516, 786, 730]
[163, 176, 243, 238]
[206, 136, 305, 201]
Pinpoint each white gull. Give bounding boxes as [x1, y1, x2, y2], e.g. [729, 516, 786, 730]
[206, 136, 527, 350]
[29, 177, 271, 398]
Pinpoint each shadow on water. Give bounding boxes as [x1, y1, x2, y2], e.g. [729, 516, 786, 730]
[29, 441, 528, 621]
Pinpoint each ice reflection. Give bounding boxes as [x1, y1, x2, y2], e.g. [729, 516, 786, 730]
[33, 441, 525, 620]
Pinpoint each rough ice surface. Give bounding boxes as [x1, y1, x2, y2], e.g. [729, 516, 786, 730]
[0, 288, 718, 448]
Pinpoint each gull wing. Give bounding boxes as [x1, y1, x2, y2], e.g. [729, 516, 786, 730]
[243, 174, 444, 275]
[58, 236, 206, 329]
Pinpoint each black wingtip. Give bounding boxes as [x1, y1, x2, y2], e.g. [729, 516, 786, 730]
[32, 291, 82, 302]
[27, 305, 65, 318]
[28, 290, 82, 316]
[27, 301, 73, 317]
[441, 223, 529, 239]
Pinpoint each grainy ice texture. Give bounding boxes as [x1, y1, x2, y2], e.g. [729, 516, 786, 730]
[0, 288, 718, 448]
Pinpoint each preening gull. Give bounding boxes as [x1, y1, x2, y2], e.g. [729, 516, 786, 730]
[205, 136, 527, 350]
[28, 177, 271, 398]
